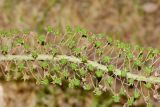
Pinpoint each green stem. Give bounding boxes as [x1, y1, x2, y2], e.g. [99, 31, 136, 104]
[0, 54, 160, 84]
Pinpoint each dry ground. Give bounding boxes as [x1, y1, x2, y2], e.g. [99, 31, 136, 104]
[0, 0, 160, 107]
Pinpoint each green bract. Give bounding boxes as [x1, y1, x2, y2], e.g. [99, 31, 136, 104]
[40, 78, 49, 86]
[70, 63, 78, 70]
[79, 68, 86, 77]
[52, 76, 62, 85]
[134, 90, 140, 99]
[106, 76, 113, 86]
[120, 68, 128, 77]
[51, 65, 61, 73]
[95, 69, 103, 78]
[40, 61, 48, 69]
[18, 63, 25, 72]
[69, 78, 80, 88]
[144, 83, 152, 89]
[107, 65, 115, 72]
[93, 88, 102, 96]
[145, 66, 153, 75]
[112, 95, 120, 103]
[16, 38, 24, 45]
[38, 35, 45, 45]
[127, 97, 134, 106]
[47, 26, 53, 33]
[83, 84, 91, 91]
[103, 56, 112, 64]
[1, 45, 9, 54]
[32, 51, 38, 59]
[60, 58, 68, 65]
[95, 41, 102, 48]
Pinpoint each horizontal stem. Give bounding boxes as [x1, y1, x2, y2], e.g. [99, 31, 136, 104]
[0, 54, 160, 84]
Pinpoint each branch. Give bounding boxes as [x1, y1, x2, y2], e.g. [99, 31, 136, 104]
[0, 54, 160, 84]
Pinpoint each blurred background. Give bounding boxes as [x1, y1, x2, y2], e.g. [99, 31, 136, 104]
[0, 0, 160, 107]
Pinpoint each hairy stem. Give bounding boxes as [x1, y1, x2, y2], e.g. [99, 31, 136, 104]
[0, 54, 160, 84]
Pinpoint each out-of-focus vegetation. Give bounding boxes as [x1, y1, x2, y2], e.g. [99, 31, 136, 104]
[0, 0, 160, 107]
[0, 0, 160, 47]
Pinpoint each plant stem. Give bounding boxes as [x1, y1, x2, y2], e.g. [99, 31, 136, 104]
[0, 54, 160, 84]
